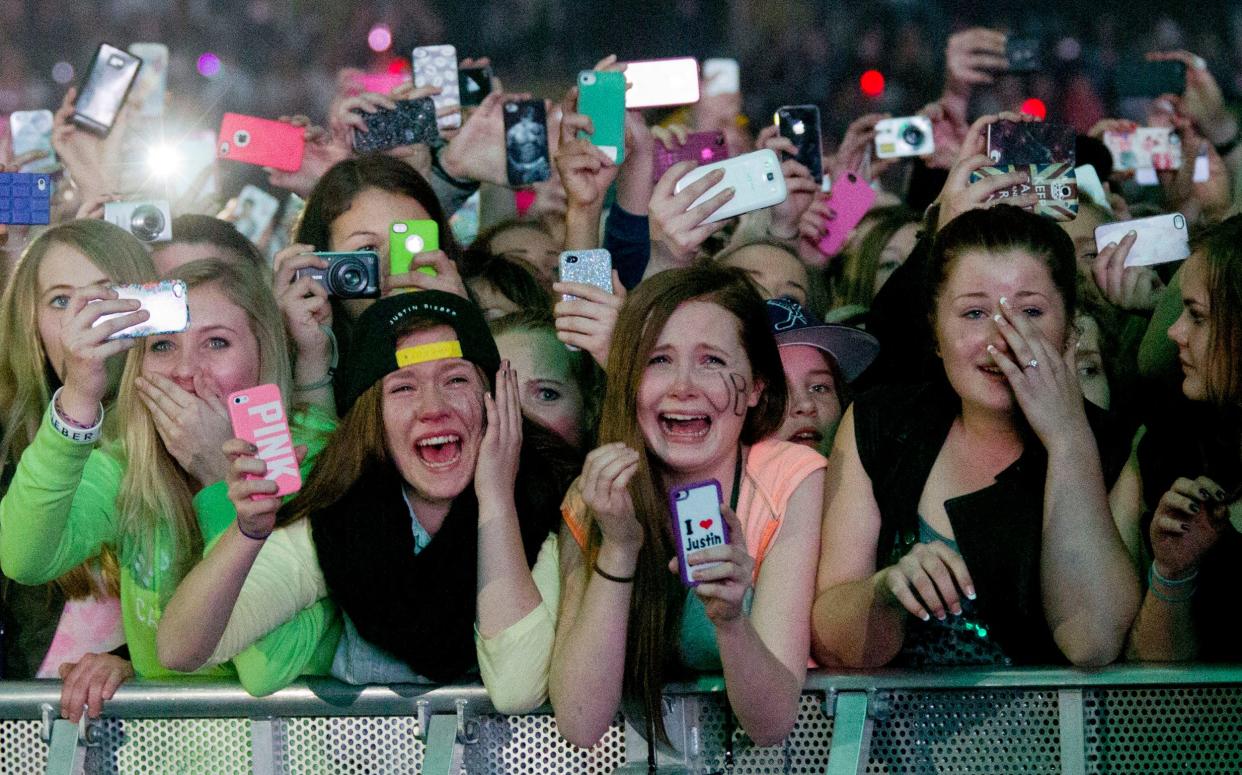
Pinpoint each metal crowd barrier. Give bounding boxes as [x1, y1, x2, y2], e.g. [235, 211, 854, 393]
[1, 664, 1240, 774]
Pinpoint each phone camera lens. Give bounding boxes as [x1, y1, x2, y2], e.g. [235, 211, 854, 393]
[129, 204, 166, 243]
[901, 124, 925, 147]
[233, 130, 251, 147]
[566, 255, 578, 264]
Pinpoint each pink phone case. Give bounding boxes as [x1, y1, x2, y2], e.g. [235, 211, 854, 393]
[217, 113, 305, 172]
[669, 479, 729, 587]
[652, 131, 730, 183]
[227, 384, 302, 498]
[818, 172, 877, 257]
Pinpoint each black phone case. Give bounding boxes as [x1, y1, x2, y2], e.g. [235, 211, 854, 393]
[1117, 60, 1186, 99]
[458, 66, 493, 107]
[987, 121, 1076, 166]
[503, 100, 551, 186]
[351, 98, 440, 153]
[776, 106, 823, 183]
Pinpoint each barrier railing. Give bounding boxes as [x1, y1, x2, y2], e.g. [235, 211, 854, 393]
[2, 664, 1241, 774]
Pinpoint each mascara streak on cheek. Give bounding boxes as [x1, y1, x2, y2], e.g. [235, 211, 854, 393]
[728, 372, 748, 417]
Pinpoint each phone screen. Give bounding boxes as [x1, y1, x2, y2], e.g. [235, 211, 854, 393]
[76, 44, 142, 131]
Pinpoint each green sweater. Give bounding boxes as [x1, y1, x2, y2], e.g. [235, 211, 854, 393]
[0, 405, 340, 695]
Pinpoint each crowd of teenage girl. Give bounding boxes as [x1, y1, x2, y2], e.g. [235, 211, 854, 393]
[1, 27, 1239, 752]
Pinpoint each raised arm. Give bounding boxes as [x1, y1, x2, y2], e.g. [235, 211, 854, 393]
[549, 443, 642, 748]
[989, 297, 1140, 665]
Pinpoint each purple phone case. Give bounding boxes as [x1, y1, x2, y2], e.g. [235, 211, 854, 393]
[669, 479, 729, 587]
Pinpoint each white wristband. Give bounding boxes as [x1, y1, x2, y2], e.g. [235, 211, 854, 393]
[49, 387, 104, 445]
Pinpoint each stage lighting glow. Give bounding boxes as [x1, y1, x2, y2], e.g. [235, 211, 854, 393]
[147, 143, 184, 178]
[51, 62, 75, 84]
[1021, 98, 1047, 119]
[368, 25, 393, 53]
[860, 70, 885, 98]
[197, 53, 222, 78]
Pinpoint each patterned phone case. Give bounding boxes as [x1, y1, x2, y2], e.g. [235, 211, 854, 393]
[9, 111, 57, 174]
[352, 98, 440, 153]
[972, 163, 1079, 221]
[669, 480, 728, 587]
[0, 173, 52, 225]
[413, 45, 461, 130]
[503, 100, 551, 186]
[652, 131, 730, 183]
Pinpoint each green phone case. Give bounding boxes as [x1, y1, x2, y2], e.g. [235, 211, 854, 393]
[577, 70, 626, 164]
[390, 220, 439, 284]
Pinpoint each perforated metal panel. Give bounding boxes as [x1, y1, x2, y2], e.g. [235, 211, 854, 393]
[284, 716, 423, 774]
[865, 689, 1061, 774]
[695, 692, 834, 773]
[0, 719, 48, 775]
[81, 718, 253, 774]
[1083, 685, 1242, 773]
[465, 713, 625, 774]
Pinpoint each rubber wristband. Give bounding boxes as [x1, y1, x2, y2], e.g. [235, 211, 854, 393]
[236, 519, 272, 542]
[593, 560, 635, 584]
[1150, 562, 1199, 587]
[49, 387, 103, 445]
[295, 324, 338, 393]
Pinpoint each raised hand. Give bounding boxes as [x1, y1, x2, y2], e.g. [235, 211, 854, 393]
[552, 271, 625, 368]
[1091, 231, 1165, 311]
[135, 372, 234, 487]
[986, 296, 1089, 448]
[440, 91, 531, 187]
[649, 162, 733, 266]
[754, 125, 818, 240]
[1149, 475, 1233, 581]
[58, 284, 146, 421]
[580, 442, 643, 550]
[475, 360, 523, 506]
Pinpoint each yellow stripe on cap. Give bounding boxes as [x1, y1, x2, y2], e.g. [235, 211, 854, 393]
[396, 340, 463, 367]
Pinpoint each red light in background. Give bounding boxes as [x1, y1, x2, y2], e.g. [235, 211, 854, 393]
[386, 57, 411, 74]
[1020, 98, 1047, 120]
[860, 70, 885, 98]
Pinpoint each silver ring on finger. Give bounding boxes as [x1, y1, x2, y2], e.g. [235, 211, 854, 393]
[1023, 358, 1038, 370]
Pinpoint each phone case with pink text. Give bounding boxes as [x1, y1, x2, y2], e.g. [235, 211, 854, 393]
[228, 384, 301, 498]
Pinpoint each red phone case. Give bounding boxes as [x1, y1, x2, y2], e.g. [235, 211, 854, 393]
[818, 173, 877, 257]
[227, 384, 302, 498]
[217, 113, 305, 173]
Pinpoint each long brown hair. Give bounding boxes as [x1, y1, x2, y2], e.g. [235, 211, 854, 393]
[585, 263, 785, 741]
[0, 221, 156, 600]
[1192, 215, 1242, 405]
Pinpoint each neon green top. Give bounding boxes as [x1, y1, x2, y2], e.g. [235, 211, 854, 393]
[0, 404, 340, 695]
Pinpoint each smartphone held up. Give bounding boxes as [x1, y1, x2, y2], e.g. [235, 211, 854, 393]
[228, 384, 302, 499]
[670, 480, 729, 587]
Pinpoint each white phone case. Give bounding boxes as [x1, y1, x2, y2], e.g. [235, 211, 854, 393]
[413, 44, 461, 130]
[1094, 213, 1189, 267]
[674, 149, 787, 224]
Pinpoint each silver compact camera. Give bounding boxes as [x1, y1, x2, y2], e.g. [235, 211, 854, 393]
[104, 200, 173, 243]
[874, 116, 935, 159]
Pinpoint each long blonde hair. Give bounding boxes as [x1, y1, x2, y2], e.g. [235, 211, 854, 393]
[0, 221, 156, 599]
[111, 258, 291, 586]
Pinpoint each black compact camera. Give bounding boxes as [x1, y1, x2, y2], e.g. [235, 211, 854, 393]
[295, 252, 381, 299]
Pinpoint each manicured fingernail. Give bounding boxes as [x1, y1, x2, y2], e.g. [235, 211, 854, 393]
[1126, 230, 1137, 238]
[999, 296, 1010, 307]
[1200, 488, 1212, 500]
[1215, 489, 1226, 500]
[993, 313, 1003, 324]
[919, 611, 931, 622]
[987, 344, 998, 354]
[1189, 501, 1201, 514]
[966, 587, 977, 599]
[935, 611, 947, 621]
[951, 606, 963, 616]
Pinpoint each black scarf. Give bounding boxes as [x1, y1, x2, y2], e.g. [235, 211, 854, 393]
[309, 450, 561, 683]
